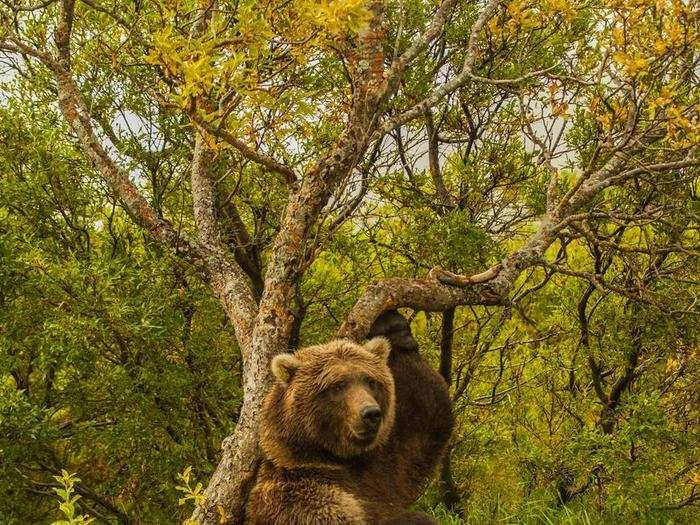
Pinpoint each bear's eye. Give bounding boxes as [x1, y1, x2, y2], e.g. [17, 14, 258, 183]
[365, 377, 380, 390]
[327, 381, 346, 394]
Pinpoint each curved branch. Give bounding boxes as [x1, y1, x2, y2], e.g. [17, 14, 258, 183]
[429, 264, 502, 287]
[337, 276, 504, 340]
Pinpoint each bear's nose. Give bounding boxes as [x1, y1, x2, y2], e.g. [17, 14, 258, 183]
[361, 406, 382, 429]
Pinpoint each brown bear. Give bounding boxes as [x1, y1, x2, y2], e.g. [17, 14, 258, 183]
[246, 310, 453, 524]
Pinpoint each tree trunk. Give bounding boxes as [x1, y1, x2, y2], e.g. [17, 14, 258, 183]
[438, 308, 461, 513]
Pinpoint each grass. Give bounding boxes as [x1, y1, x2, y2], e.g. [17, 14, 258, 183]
[417, 490, 692, 525]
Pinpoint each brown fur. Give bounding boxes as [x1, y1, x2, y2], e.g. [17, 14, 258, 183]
[246, 312, 453, 524]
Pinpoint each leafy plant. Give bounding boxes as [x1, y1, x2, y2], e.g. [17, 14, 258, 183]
[51, 471, 94, 525]
[176, 466, 206, 508]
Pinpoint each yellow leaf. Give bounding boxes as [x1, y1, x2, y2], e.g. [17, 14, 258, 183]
[630, 56, 649, 73]
[665, 357, 678, 372]
[612, 51, 630, 65]
[488, 16, 501, 37]
[653, 39, 668, 54]
[612, 27, 625, 46]
[507, 0, 525, 18]
[552, 102, 570, 118]
[613, 51, 649, 76]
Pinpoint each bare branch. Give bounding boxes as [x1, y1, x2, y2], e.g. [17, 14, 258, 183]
[424, 108, 456, 207]
[429, 265, 502, 287]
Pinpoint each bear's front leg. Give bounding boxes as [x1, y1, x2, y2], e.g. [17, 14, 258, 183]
[365, 310, 454, 506]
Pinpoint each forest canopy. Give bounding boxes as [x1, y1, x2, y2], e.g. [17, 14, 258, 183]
[0, 0, 698, 523]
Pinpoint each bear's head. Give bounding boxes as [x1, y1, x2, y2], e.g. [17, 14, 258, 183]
[260, 337, 395, 468]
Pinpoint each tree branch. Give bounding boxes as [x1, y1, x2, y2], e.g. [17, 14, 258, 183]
[340, 116, 682, 339]
[191, 134, 258, 350]
[188, 111, 296, 185]
[337, 276, 504, 340]
[49, 46, 196, 263]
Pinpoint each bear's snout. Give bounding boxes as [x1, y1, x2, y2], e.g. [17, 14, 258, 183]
[360, 405, 382, 431]
[346, 383, 385, 443]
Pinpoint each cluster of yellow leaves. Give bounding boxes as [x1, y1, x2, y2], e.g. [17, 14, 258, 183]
[584, 0, 698, 145]
[548, 83, 571, 119]
[145, 19, 260, 108]
[692, 470, 700, 485]
[506, 0, 541, 30]
[175, 466, 206, 508]
[609, 0, 695, 79]
[611, 51, 649, 77]
[664, 106, 700, 148]
[588, 96, 629, 131]
[649, 85, 678, 112]
[540, 0, 577, 21]
[665, 356, 679, 372]
[489, 0, 578, 39]
[144, 0, 370, 138]
[589, 80, 697, 146]
[295, 0, 371, 37]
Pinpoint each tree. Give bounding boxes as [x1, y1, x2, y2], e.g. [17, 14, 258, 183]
[1, 0, 697, 523]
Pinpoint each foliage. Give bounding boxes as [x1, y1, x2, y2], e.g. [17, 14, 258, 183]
[0, 104, 241, 522]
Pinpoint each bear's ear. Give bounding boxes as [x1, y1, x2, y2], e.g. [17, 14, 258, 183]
[364, 337, 391, 361]
[271, 353, 301, 385]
